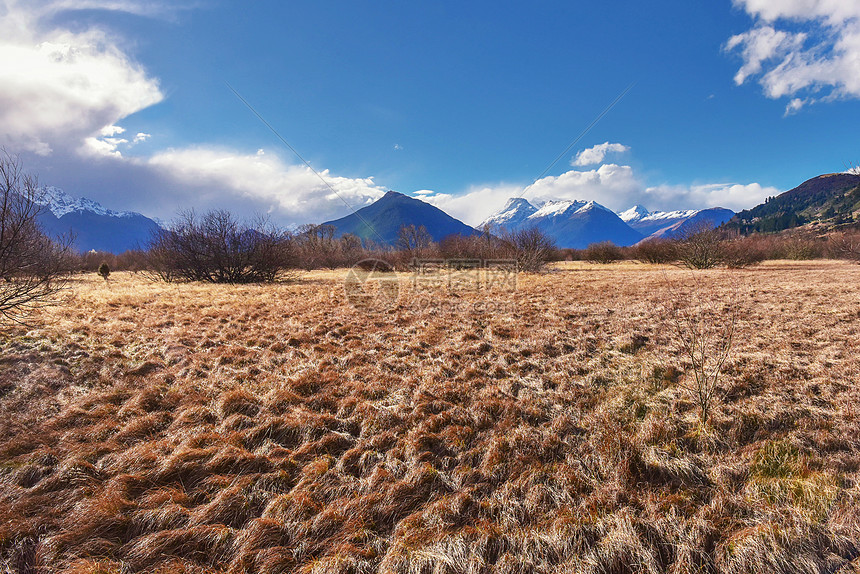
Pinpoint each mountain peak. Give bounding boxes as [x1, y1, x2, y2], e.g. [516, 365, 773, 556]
[619, 204, 650, 222]
[480, 197, 538, 231]
[322, 191, 478, 245]
[38, 186, 133, 219]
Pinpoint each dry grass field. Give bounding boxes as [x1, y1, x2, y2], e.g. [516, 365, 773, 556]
[1, 261, 859, 573]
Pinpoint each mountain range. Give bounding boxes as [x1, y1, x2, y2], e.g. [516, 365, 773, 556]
[27, 182, 774, 255]
[481, 198, 644, 248]
[34, 187, 160, 254]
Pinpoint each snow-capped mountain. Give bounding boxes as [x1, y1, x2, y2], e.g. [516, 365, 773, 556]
[33, 187, 162, 254]
[618, 204, 651, 223]
[617, 205, 734, 239]
[481, 198, 643, 248]
[38, 186, 136, 219]
[481, 197, 538, 231]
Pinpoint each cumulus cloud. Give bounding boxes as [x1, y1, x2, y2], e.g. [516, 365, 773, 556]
[640, 182, 778, 212]
[145, 147, 387, 224]
[727, 0, 860, 107]
[571, 142, 630, 167]
[0, 0, 164, 156]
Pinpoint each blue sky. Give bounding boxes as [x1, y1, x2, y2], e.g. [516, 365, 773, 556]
[2, 0, 859, 225]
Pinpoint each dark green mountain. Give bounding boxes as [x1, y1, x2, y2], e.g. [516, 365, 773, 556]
[322, 190, 479, 246]
[726, 173, 860, 234]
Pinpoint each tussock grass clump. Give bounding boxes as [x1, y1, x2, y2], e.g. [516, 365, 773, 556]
[1, 264, 859, 572]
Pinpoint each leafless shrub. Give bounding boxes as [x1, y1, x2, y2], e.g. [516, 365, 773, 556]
[676, 222, 725, 270]
[664, 276, 737, 425]
[0, 150, 73, 323]
[438, 226, 502, 262]
[779, 233, 825, 260]
[830, 230, 860, 262]
[721, 237, 768, 268]
[584, 241, 624, 264]
[146, 210, 295, 283]
[500, 227, 556, 273]
[631, 238, 679, 264]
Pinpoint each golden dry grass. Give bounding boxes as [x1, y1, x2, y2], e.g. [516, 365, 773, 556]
[1, 261, 859, 573]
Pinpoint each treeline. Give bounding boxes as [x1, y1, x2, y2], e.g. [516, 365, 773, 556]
[562, 225, 860, 268]
[79, 212, 860, 284]
[75, 211, 556, 283]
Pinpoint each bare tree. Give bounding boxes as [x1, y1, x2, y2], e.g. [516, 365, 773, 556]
[584, 241, 623, 264]
[831, 231, 860, 262]
[396, 224, 434, 257]
[0, 151, 73, 323]
[676, 221, 725, 270]
[501, 227, 556, 273]
[632, 238, 678, 264]
[664, 276, 737, 425]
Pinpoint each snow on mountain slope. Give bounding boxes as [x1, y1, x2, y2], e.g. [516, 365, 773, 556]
[30, 186, 162, 253]
[618, 205, 650, 223]
[481, 197, 643, 248]
[618, 205, 717, 237]
[481, 197, 538, 231]
[38, 186, 135, 218]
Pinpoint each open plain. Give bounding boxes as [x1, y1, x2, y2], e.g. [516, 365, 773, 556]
[1, 261, 859, 573]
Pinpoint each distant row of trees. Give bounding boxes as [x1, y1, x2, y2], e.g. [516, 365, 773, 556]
[89, 214, 860, 282]
[567, 223, 860, 268]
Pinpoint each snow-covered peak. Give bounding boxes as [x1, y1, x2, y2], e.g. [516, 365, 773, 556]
[500, 197, 535, 211]
[480, 197, 538, 229]
[575, 200, 613, 215]
[618, 204, 702, 223]
[37, 186, 134, 219]
[528, 199, 588, 219]
[638, 209, 700, 222]
[619, 204, 650, 222]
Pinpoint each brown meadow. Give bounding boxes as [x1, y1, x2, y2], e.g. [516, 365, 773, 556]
[1, 261, 859, 573]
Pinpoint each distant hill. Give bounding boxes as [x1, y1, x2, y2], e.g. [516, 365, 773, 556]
[725, 173, 860, 233]
[34, 187, 161, 253]
[482, 198, 643, 248]
[322, 190, 479, 246]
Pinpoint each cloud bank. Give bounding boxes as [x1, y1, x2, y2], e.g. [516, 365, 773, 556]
[727, 0, 860, 112]
[0, 0, 389, 224]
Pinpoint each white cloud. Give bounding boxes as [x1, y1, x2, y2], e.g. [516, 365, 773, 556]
[641, 182, 779, 212]
[727, 1, 860, 106]
[145, 147, 387, 223]
[524, 164, 641, 209]
[0, 1, 164, 156]
[419, 184, 526, 226]
[572, 142, 630, 166]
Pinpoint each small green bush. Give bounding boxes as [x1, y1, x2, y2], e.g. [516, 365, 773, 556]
[98, 262, 111, 281]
